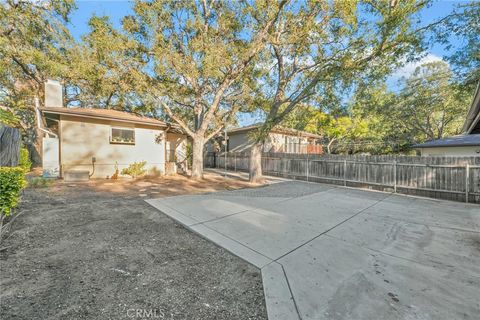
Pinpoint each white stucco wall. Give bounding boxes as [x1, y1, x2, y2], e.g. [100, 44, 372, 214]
[418, 146, 480, 156]
[166, 132, 188, 162]
[59, 115, 166, 178]
[228, 132, 254, 152]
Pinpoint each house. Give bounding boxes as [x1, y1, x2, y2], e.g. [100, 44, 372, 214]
[208, 123, 323, 154]
[414, 83, 480, 156]
[39, 80, 187, 180]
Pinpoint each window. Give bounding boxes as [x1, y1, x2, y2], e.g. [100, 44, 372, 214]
[110, 127, 135, 144]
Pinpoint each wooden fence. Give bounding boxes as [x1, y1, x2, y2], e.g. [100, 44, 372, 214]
[0, 126, 21, 167]
[205, 152, 480, 204]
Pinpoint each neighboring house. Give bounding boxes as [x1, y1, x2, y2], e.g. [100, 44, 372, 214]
[208, 123, 323, 154]
[39, 80, 187, 179]
[414, 83, 480, 156]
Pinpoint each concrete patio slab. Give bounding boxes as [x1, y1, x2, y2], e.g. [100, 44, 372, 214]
[146, 180, 480, 320]
[326, 213, 480, 274]
[203, 209, 322, 259]
[160, 196, 251, 221]
[190, 224, 273, 268]
[279, 236, 480, 320]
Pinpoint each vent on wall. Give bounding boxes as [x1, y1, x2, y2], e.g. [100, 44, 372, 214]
[44, 79, 63, 108]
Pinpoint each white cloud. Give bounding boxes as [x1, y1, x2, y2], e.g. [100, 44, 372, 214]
[391, 53, 445, 80]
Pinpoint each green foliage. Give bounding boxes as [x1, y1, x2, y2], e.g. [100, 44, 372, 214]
[28, 177, 52, 189]
[247, 0, 431, 147]
[0, 0, 75, 165]
[121, 161, 147, 178]
[0, 167, 27, 217]
[65, 15, 148, 110]
[18, 148, 32, 172]
[125, 0, 287, 177]
[284, 60, 470, 155]
[389, 61, 469, 141]
[434, 1, 479, 88]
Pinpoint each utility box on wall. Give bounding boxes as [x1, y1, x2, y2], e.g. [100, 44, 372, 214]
[43, 137, 59, 178]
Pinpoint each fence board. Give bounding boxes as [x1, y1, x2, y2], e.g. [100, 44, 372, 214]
[0, 126, 21, 167]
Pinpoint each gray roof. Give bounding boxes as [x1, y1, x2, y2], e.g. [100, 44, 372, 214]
[413, 134, 480, 148]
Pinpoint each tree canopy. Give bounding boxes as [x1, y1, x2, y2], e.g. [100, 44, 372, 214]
[0, 0, 477, 170]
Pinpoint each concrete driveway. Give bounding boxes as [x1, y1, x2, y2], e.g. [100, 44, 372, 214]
[146, 181, 480, 320]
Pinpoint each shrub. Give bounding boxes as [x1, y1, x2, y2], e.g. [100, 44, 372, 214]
[121, 161, 147, 178]
[18, 147, 32, 172]
[0, 167, 27, 218]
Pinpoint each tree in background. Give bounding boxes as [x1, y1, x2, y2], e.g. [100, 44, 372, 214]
[65, 15, 149, 111]
[386, 61, 469, 141]
[434, 1, 479, 89]
[280, 105, 383, 154]
[246, 0, 430, 182]
[345, 61, 470, 153]
[0, 0, 75, 166]
[124, 0, 287, 179]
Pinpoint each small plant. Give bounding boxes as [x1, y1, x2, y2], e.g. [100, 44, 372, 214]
[111, 162, 119, 180]
[18, 147, 32, 172]
[148, 166, 161, 177]
[28, 177, 52, 188]
[121, 161, 147, 178]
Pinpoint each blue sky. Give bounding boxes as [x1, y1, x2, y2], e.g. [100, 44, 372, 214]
[69, 0, 468, 55]
[67, 0, 472, 125]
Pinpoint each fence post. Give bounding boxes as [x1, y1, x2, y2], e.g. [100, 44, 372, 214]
[465, 163, 470, 203]
[343, 159, 347, 187]
[234, 153, 237, 171]
[224, 152, 227, 177]
[393, 160, 397, 193]
[306, 153, 309, 182]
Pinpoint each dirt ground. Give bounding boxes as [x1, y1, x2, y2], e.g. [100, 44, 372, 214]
[0, 172, 267, 320]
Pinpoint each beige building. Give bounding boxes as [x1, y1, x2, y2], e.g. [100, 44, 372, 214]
[414, 83, 480, 156]
[39, 81, 187, 179]
[208, 124, 323, 154]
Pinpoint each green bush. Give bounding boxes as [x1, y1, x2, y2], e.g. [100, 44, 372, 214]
[121, 161, 147, 178]
[18, 147, 32, 172]
[0, 167, 27, 217]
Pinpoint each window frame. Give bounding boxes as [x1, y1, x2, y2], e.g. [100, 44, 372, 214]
[110, 127, 136, 145]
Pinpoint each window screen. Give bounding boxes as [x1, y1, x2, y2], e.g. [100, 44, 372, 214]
[111, 128, 135, 144]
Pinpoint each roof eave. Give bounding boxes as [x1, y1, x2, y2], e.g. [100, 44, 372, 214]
[41, 108, 168, 128]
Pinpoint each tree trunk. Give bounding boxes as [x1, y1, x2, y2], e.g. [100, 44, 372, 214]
[249, 142, 263, 183]
[191, 137, 204, 179]
[25, 127, 43, 167]
[327, 138, 336, 154]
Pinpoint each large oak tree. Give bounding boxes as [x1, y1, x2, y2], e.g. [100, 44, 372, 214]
[246, 0, 432, 182]
[124, 0, 287, 178]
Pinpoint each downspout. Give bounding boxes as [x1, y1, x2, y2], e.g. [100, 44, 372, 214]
[35, 97, 57, 138]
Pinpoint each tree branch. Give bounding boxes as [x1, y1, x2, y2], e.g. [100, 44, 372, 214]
[157, 98, 194, 137]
